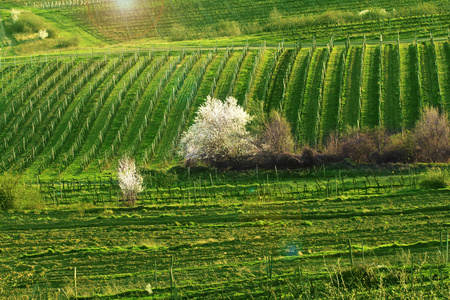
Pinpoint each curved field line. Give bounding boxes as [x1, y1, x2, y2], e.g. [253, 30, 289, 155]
[435, 42, 450, 111]
[340, 46, 363, 131]
[381, 44, 401, 131]
[318, 47, 345, 145]
[265, 49, 294, 112]
[418, 42, 441, 109]
[400, 43, 421, 129]
[213, 51, 240, 100]
[283, 48, 309, 133]
[360, 45, 381, 128]
[230, 51, 256, 106]
[298, 48, 326, 146]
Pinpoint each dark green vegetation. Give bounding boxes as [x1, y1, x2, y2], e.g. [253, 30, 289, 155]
[1, 166, 450, 298]
[1, 37, 450, 176]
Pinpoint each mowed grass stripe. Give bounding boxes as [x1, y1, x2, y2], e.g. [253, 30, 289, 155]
[265, 48, 294, 112]
[213, 51, 241, 100]
[318, 47, 345, 144]
[382, 44, 402, 131]
[298, 48, 327, 146]
[229, 50, 256, 106]
[339, 46, 363, 131]
[283, 48, 310, 136]
[360, 45, 381, 128]
[435, 41, 450, 111]
[400, 43, 421, 129]
[418, 42, 441, 108]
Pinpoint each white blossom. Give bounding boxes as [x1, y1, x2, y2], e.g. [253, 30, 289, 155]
[117, 156, 144, 205]
[39, 29, 49, 40]
[11, 9, 20, 22]
[179, 96, 255, 163]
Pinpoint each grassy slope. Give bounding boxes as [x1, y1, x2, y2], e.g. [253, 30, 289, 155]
[3, 40, 450, 175]
[399, 43, 421, 129]
[360, 45, 381, 128]
[381, 44, 402, 131]
[318, 47, 345, 144]
[298, 48, 326, 146]
[435, 41, 450, 111]
[418, 41, 441, 109]
[339, 45, 363, 131]
[283, 48, 309, 132]
[1, 167, 450, 298]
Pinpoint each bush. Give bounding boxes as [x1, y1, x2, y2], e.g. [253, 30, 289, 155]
[420, 168, 448, 189]
[413, 106, 450, 162]
[6, 10, 58, 38]
[168, 23, 189, 41]
[179, 96, 255, 166]
[54, 36, 80, 49]
[0, 174, 44, 211]
[256, 111, 295, 156]
[0, 175, 16, 211]
[217, 20, 241, 37]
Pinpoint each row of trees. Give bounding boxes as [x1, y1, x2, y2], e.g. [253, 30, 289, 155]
[177, 96, 450, 168]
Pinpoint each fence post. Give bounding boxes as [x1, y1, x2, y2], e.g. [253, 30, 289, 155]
[74, 267, 77, 297]
[348, 239, 354, 267]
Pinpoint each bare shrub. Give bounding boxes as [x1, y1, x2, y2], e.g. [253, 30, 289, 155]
[256, 111, 295, 156]
[413, 106, 450, 162]
[375, 132, 415, 164]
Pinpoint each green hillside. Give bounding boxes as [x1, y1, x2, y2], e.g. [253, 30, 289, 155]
[1, 35, 450, 177]
[1, 0, 450, 176]
[1, 0, 450, 54]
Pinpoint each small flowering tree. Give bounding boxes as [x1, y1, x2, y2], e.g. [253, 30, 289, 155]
[117, 156, 144, 205]
[179, 96, 255, 165]
[38, 29, 48, 40]
[11, 9, 20, 22]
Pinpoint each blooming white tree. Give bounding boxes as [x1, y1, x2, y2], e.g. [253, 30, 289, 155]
[11, 9, 20, 22]
[117, 156, 144, 205]
[179, 96, 255, 164]
[39, 29, 49, 40]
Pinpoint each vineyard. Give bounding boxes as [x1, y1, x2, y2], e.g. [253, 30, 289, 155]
[1, 35, 450, 176]
[2, 0, 450, 49]
[2, 166, 450, 298]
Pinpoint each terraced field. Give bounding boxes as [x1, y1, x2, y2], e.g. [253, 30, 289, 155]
[1, 37, 450, 176]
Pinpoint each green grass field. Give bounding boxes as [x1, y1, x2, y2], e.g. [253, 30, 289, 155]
[2, 165, 450, 298]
